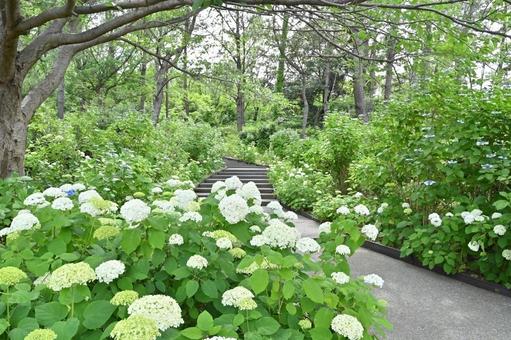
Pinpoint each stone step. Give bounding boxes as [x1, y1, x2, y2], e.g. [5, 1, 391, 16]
[203, 178, 270, 183]
[195, 187, 274, 193]
[197, 192, 276, 200]
[198, 183, 273, 190]
[221, 167, 268, 172]
[209, 174, 268, 179]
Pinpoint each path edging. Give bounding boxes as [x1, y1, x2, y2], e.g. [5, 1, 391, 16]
[280, 203, 511, 298]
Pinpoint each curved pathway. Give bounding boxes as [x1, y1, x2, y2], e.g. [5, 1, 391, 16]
[196, 158, 511, 339]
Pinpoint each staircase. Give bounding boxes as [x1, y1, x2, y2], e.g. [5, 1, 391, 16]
[195, 158, 276, 204]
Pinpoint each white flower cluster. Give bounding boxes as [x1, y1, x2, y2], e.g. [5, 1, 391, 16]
[266, 200, 285, 217]
[283, 211, 298, 220]
[249, 225, 261, 233]
[377, 202, 388, 214]
[252, 219, 301, 249]
[211, 181, 226, 193]
[219, 194, 249, 224]
[336, 245, 351, 256]
[428, 213, 442, 227]
[128, 295, 184, 331]
[186, 255, 208, 270]
[78, 189, 102, 204]
[354, 204, 370, 216]
[23, 193, 48, 207]
[502, 249, 511, 260]
[461, 209, 485, 224]
[166, 178, 182, 187]
[492, 212, 502, 219]
[494, 225, 507, 236]
[225, 176, 243, 190]
[237, 181, 261, 203]
[51, 197, 74, 211]
[221, 286, 256, 310]
[318, 222, 332, 234]
[179, 212, 202, 223]
[337, 206, 350, 215]
[468, 240, 480, 252]
[331, 272, 350, 285]
[95, 260, 125, 284]
[46, 262, 96, 291]
[296, 237, 321, 253]
[205, 337, 237, 340]
[1, 210, 40, 236]
[173, 189, 197, 210]
[216, 237, 233, 250]
[168, 234, 184, 246]
[43, 187, 66, 198]
[120, 199, 151, 224]
[151, 187, 163, 194]
[152, 200, 175, 213]
[361, 224, 378, 241]
[363, 273, 384, 288]
[331, 314, 364, 340]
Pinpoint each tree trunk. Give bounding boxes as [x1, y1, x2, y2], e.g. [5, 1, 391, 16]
[384, 35, 396, 101]
[138, 62, 147, 112]
[152, 63, 169, 126]
[353, 60, 367, 121]
[236, 82, 245, 132]
[0, 82, 27, 177]
[301, 76, 309, 138]
[165, 84, 170, 119]
[322, 61, 331, 119]
[275, 14, 289, 93]
[57, 79, 65, 119]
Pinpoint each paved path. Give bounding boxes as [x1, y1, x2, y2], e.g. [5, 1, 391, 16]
[197, 158, 511, 339]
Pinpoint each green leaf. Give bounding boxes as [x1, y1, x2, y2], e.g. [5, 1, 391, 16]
[148, 230, 166, 249]
[255, 317, 280, 335]
[233, 314, 245, 326]
[493, 200, 509, 210]
[35, 302, 68, 327]
[285, 303, 296, 315]
[0, 319, 8, 335]
[186, 280, 200, 298]
[201, 280, 218, 298]
[313, 308, 334, 329]
[181, 327, 203, 339]
[51, 318, 80, 340]
[282, 281, 295, 300]
[83, 300, 116, 329]
[197, 311, 214, 331]
[302, 278, 324, 304]
[121, 229, 142, 254]
[249, 269, 269, 294]
[310, 327, 332, 340]
[48, 239, 67, 255]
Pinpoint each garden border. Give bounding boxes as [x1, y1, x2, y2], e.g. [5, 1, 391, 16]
[282, 205, 511, 298]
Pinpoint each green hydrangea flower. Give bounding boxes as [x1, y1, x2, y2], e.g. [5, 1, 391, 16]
[110, 315, 160, 340]
[24, 328, 57, 340]
[133, 192, 146, 198]
[298, 319, 312, 330]
[46, 262, 96, 291]
[0, 266, 27, 286]
[111, 290, 139, 306]
[93, 225, 120, 240]
[238, 298, 257, 311]
[228, 247, 246, 259]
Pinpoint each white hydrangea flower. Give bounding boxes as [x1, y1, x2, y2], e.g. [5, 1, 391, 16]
[43, 187, 65, 198]
[259, 219, 300, 249]
[249, 225, 261, 233]
[23, 193, 47, 206]
[363, 273, 384, 288]
[216, 237, 233, 250]
[179, 212, 202, 223]
[318, 222, 332, 234]
[361, 224, 378, 241]
[445, 212, 454, 217]
[491, 212, 502, 219]
[221, 286, 255, 308]
[331, 314, 364, 340]
[128, 295, 184, 331]
[267, 200, 284, 216]
[377, 203, 388, 214]
[173, 189, 197, 209]
[120, 199, 151, 224]
[494, 225, 506, 236]
[428, 213, 442, 227]
[468, 240, 480, 252]
[331, 272, 350, 285]
[353, 192, 363, 199]
[461, 211, 475, 224]
[219, 194, 249, 224]
[151, 187, 163, 194]
[72, 183, 86, 192]
[296, 237, 321, 253]
[59, 183, 74, 193]
[47, 262, 96, 291]
[205, 337, 237, 340]
[249, 205, 263, 215]
[502, 249, 511, 260]
[354, 204, 370, 216]
[336, 206, 350, 215]
[186, 255, 208, 270]
[402, 202, 410, 209]
[95, 260, 125, 284]
[237, 181, 261, 203]
[283, 211, 298, 220]
[168, 234, 184, 246]
[336, 245, 351, 256]
[10, 211, 40, 233]
[80, 202, 101, 217]
[250, 235, 266, 247]
[225, 176, 243, 190]
[78, 190, 102, 204]
[211, 181, 226, 193]
[152, 200, 175, 213]
[51, 197, 74, 211]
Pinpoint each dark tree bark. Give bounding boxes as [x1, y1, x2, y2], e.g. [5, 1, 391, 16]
[384, 35, 396, 101]
[274, 14, 289, 93]
[57, 79, 65, 119]
[234, 11, 246, 132]
[138, 62, 147, 112]
[301, 75, 309, 138]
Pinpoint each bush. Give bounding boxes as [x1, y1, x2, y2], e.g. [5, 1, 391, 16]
[269, 129, 301, 158]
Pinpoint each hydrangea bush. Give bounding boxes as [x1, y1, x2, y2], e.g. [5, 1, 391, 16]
[0, 176, 389, 339]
